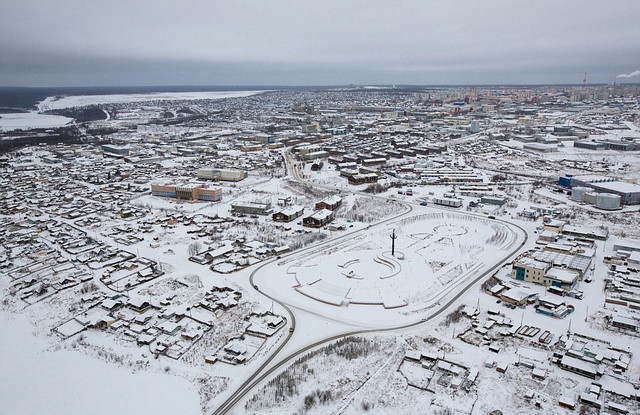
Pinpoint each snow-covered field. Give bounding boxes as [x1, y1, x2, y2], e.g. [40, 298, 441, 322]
[0, 311, 200, 415]
[37, 90, 264, 111]
[0, 112, 73, 131]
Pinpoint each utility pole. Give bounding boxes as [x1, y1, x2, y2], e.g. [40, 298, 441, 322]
[585, 305, 589, 322]
[390, 228, 398, 257]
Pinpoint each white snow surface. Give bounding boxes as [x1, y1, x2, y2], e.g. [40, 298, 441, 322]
[0, 311, 200, 415]
[37, 90, 264, 111]
[0, 112, 73, 131]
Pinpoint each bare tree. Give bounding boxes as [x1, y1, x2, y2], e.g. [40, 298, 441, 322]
[188, 241, 202, 257]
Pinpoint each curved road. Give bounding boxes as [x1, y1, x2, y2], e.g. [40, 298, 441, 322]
[212, 150, 530, 415]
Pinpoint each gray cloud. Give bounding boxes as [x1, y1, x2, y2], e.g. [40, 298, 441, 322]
[1, 0, 639, 86]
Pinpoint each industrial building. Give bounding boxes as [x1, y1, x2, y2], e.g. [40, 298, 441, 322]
[570, 186, 622, 210]
[433, 197, 463, 208]
[564, 175, 640, 206]
[459, 186, 492, 197]
[419, 168, 483, 183]
[511, 257, 550, 285]
[101, 144, 130, 156]
[544, 267, 580, 290]
[197, 168, 247, 182]
[151, 183, 222, 202]
[480, 195, 507, 206]
[562, 225, 608, 240]
[522, 143, 558, 153]
[574, 140, 640, 151]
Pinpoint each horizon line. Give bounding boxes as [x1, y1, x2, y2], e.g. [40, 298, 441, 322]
[3, 82, 639, 89]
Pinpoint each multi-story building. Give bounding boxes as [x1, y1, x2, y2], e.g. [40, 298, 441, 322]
[511, 257, 551, 285]
[272, 205, 304, 222]
[197, 168, 247, 182]
[151, 183, 222, 202]
[302, 209, 334, 228]
[231, 201, 273, 216]
[315, 196, 342, 211]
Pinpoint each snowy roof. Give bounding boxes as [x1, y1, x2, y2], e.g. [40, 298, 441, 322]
[319, 195, 342, 205]
[310, 209, 333, 220]
[244, 240, 264, 249]
[627, 251, 640, 263]
[560, 355, 599, 375]
[599, 374, 637, 399]
[516, 257, 549, 270]
[277, 205, 304, 216]
[500, 287, 530, 302]
[562, 225, 608, 238]
[533, 250, 591, 273]
[545, 267, 579, 283]
[591, 180, 640, 193]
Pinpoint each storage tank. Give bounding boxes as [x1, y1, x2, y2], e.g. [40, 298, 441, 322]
[595, 193, 621, 210]
[570, 186, 589, 201]
[583, 191, 598, 205]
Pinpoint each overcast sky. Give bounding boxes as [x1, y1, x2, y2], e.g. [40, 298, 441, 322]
[1, 0, 639, 87]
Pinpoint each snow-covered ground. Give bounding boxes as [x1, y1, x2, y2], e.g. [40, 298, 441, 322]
[0, 112, 73, 131]
[255, 210, 524, 328]
[0, 311, 201, 415]
[36, 90, 264, 111]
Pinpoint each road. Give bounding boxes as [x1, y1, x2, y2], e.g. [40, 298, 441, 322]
[211, 149, 529, 415]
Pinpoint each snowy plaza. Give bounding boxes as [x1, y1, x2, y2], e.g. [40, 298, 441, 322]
[258, 212, 525, 325]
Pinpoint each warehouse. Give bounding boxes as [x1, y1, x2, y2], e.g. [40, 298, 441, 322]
[522, 143, 558, 153]
[480, 195, 507, 206]
[544, 267, 580, 290]
[433, 197, 463, 208]
[569, 176, 640, 205]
